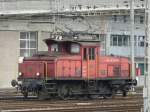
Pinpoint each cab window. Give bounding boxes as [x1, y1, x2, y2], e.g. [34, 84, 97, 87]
[83, 48, 87, 60]
[89, 48, 95, 60]
[70, 43, 80, 53]
[51, 44, 58, 52]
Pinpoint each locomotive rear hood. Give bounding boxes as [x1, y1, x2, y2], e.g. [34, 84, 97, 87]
[18, 54, 56, 79]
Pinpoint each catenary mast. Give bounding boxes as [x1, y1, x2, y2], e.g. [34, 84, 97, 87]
[130, 0, 135, 81]
[144, 0, 150, 111]
[147, 0, 150, 111]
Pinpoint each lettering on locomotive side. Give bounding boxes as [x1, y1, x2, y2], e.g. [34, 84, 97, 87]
[27, 66, 33, 72]
[105, 58, 120, 62]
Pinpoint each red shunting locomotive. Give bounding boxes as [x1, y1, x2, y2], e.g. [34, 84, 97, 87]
[12, 34, 137, 99]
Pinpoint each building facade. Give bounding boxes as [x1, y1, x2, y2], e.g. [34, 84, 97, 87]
[0, 0, 145, 87]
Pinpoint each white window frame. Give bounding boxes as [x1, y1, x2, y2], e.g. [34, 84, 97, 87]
[110, 34, 130, 46]
[138, 35, 145, 47]
[20, 31, 38, 57]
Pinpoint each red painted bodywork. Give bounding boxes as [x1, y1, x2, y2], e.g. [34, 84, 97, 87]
[19, 61, 45, 78]
[18, 39, 132, 80]
[99, 56, 130, 78]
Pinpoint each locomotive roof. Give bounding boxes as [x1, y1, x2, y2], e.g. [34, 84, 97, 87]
[44, 38, 100, 46]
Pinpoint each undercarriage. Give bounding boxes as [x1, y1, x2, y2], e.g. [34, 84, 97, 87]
[12, 79, 136, 100]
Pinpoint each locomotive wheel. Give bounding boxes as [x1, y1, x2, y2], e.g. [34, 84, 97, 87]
[122, 90, 127, 97]
[98, 83, 113, 99]
[102, 93, 113, 99]
[38, 87, 49, 100]
[22, 88, 28, 99]
[58, 85, 69, 100]
[22, 92, 28, 99]
[111, 90, 116, 98]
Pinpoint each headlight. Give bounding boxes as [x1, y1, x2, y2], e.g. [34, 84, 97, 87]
[36, 72, 40, 76]
[18, 72, 22, 76]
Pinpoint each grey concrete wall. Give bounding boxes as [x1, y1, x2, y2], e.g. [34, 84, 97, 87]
[0, 15, 145, 57]
[0, 31, 19, 88]
[137, 76, 144, 87]
[0, 0, 145, 15]
[0, 30, 51, 88]
[38, 31, 50, 51]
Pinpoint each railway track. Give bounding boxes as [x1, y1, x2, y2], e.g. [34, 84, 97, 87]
[0, 87, 143, 112]
[0, 95, 143, 112]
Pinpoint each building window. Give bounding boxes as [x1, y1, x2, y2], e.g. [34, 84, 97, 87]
[138, 36, 145, 47]
[140, 16, 144, 24]
[123, 15, 127, 23]
[118, 35, 123, 46]
[20, 32, 38, 57]
[138, 63, 144, 75]
[111, 35, 117, 46]
[123, 35, 129, 46]
[113, 15, 117, 22]
[110, 35, 130, 46]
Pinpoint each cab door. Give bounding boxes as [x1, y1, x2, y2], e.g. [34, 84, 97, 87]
[82, 47, 97, 79]
[82, 48, 88, 78]
[88, 47, 97, 79]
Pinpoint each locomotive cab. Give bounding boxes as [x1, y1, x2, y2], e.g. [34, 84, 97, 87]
[44, 38, 81, 55]
[43, 38, 100, 79]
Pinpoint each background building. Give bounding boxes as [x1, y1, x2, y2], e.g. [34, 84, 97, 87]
[0, 0, 145, 87]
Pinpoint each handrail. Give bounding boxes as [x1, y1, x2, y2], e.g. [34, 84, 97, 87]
[95, 48, 97, 79]
[97, 48, 100, 77]
[87, 49, 89, 80]
[43, 61, 48, 81]
[55, 60, 57, 79]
